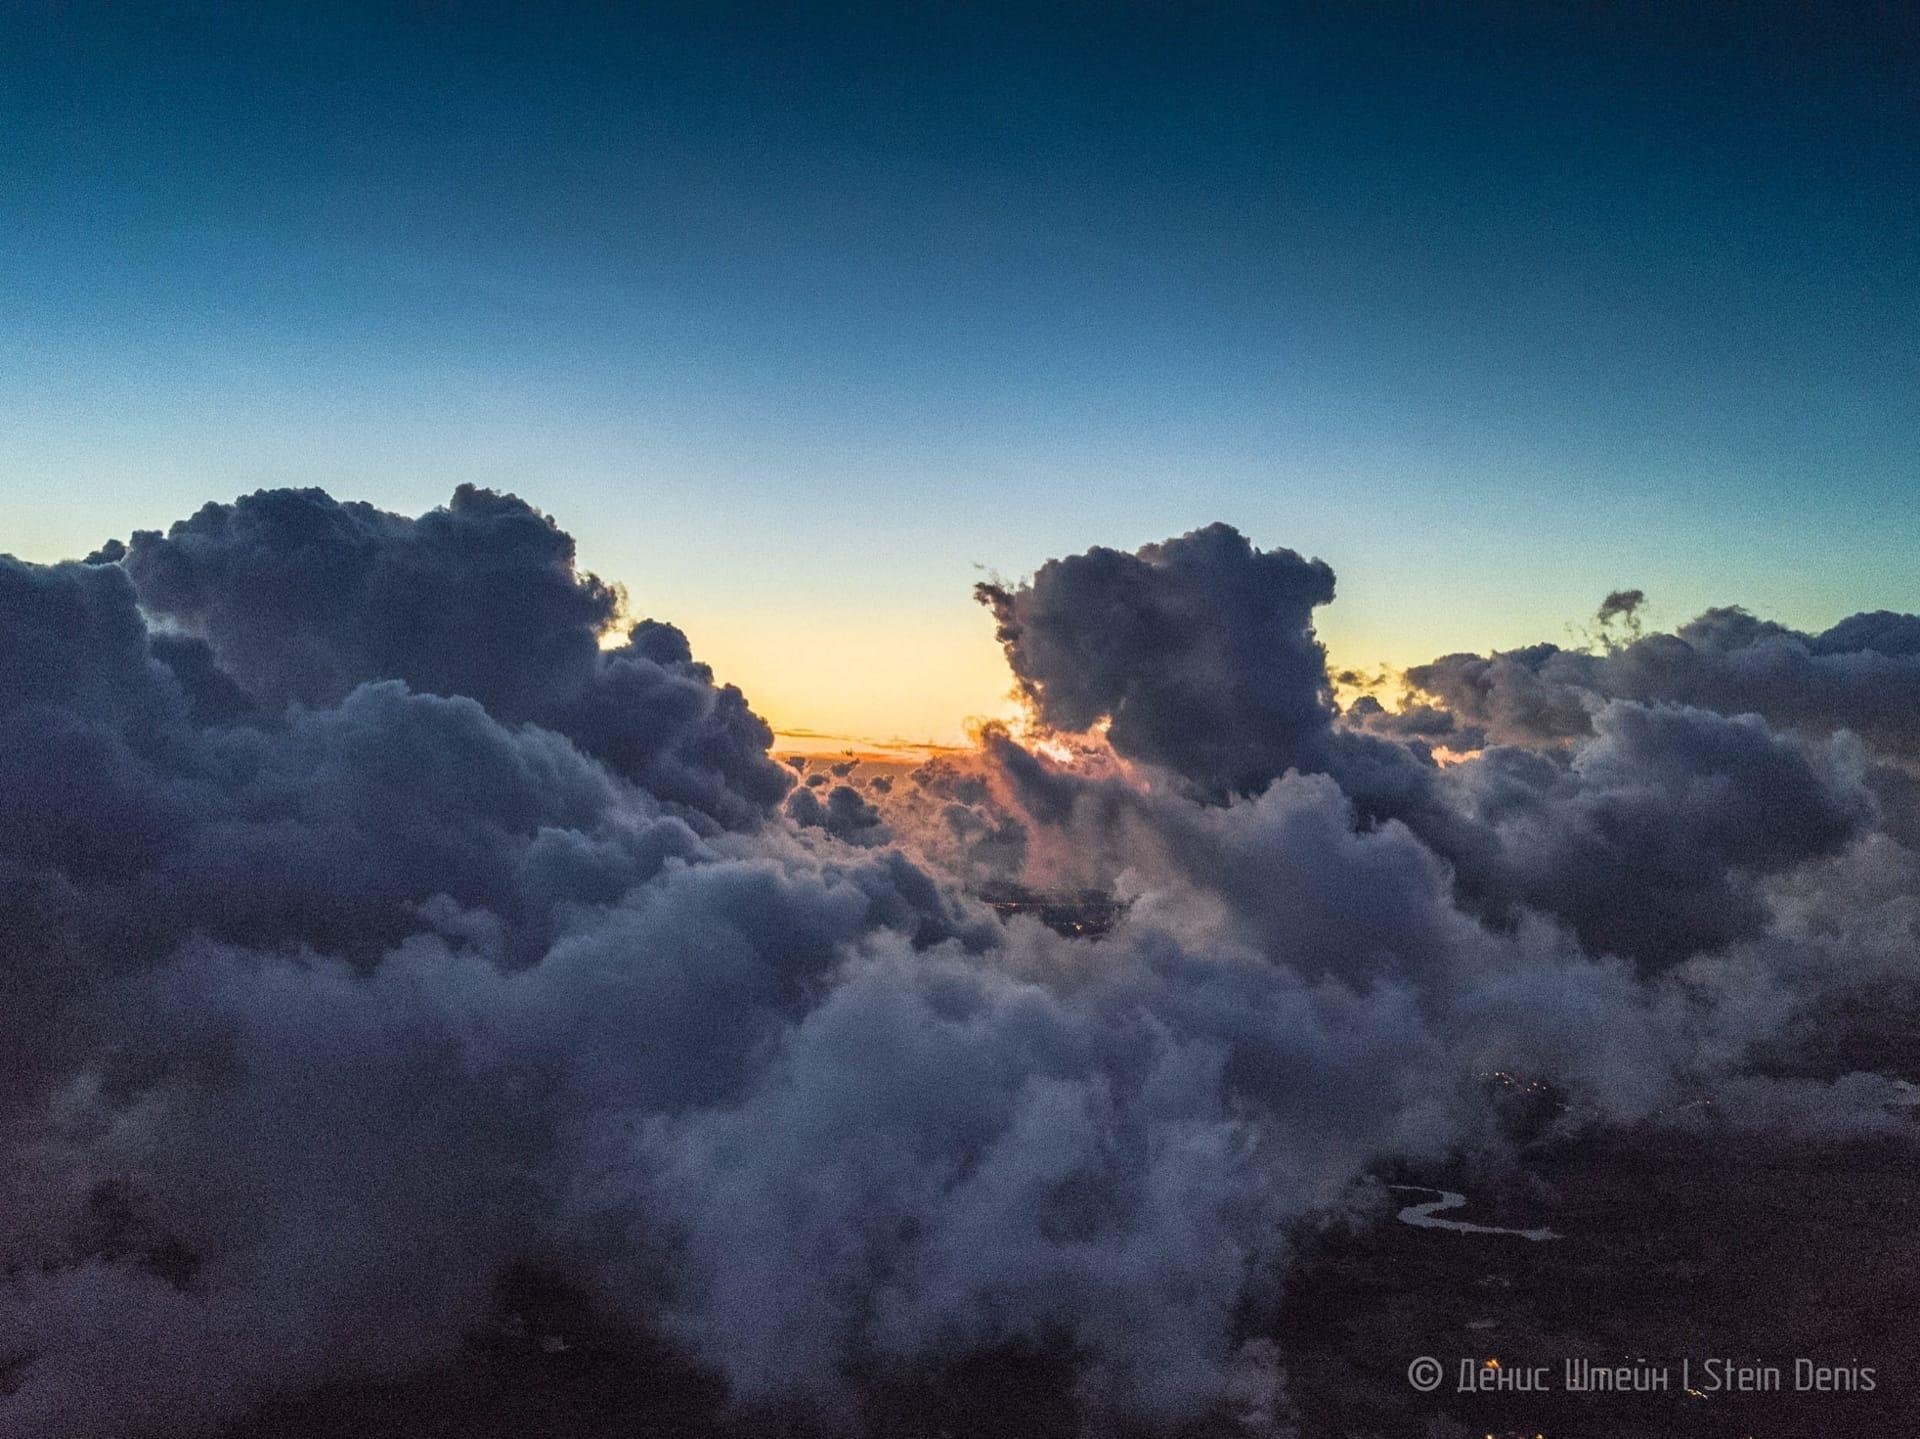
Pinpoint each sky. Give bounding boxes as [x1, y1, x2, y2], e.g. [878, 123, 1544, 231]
[2, 1, 1915, 746]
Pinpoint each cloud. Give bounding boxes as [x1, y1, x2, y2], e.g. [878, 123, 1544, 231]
[969, 529, 1879, 973]
[1442, 701, 1872, 968]
[121, 485, 791, 829]
[786, 782, 890, 846]
[1, 497, 1915, 1437]
[976, 524, 1338, 798]
[1404, 603, 1920, 761]
[1594, 587, 1646, 639]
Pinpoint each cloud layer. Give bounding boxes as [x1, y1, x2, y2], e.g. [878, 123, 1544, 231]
[2, 496, 1915, 1436]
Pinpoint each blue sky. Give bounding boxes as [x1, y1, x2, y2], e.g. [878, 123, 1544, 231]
[3, 2, 1915, 742]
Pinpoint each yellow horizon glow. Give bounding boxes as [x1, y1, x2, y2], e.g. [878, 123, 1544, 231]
[699, 601, 1441, 758]
[679, 605, 1024, 753]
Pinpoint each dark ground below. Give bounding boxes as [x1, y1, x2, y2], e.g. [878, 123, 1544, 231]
[192, 1119, 1919, 1439]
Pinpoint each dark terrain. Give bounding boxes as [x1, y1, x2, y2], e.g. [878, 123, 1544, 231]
[195, 1112, 1919, 1439]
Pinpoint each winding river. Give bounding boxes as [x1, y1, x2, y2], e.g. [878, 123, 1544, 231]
[1388, 1184, 1561, 1242]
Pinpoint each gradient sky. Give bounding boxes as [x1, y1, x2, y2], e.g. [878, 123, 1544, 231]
[4, 2, 1915, 745]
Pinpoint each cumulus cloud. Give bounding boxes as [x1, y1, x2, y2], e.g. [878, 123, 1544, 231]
[976, 523, 1338, 798]
[1441, 701, 1872, 968]
[121, 485, 791, 829]
[786, 781, 890, 846]
[971, 527, 1882, 973]
[2, 495, 1915, 1438]
[1403, 603, 1920, 761]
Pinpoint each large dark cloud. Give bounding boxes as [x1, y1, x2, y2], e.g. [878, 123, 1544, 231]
[1, 496, 1915, 1439]
[976, 523, 1338, 798]
[121, 486, 791, 829]
[0, 502, 1010, 1436]
[1443, 702, 1872, 968]
[970, 527, 1881, 973]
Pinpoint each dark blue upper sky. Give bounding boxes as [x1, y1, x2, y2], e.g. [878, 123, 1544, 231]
[4, 1, 1915, 741]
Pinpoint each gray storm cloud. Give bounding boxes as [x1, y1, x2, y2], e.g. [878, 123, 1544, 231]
[2, 495, 1916, 1437]
[975, 523, 1339, 799]
[119, 485, 792, 829]
[973, 525, 1880, 972]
